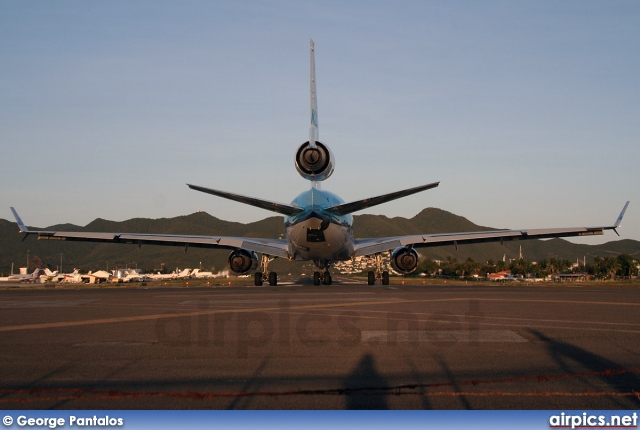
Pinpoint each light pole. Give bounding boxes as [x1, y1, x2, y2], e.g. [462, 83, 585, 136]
[26, 250, 29, 272]
[60, 253, 63, 273]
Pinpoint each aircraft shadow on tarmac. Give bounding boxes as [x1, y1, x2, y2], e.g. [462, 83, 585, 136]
[342, 354, 390, 409]
[225, 354, 391, 410]
[529, 329, 640, 408]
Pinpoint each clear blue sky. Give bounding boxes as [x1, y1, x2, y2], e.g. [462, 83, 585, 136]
[1, 1, 638, 244]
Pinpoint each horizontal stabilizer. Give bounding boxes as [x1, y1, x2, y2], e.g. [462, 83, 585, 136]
[187, 184, 304, 216]
[325, 181, 440, 216]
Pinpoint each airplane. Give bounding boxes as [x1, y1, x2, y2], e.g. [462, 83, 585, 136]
[10, 40, 630, 287]
[42, 268, 82, 283]
[1, 268, 42, 283]
[43, 268, 59, 277]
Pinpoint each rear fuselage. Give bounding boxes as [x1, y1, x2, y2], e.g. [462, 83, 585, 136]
[285, 188, 355, 263]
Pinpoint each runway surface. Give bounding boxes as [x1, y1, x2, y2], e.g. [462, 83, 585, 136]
[0, 280, 639, 409]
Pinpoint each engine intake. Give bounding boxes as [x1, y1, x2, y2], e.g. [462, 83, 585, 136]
[390, 247, 419, 275]
[228, 249, 258, 275]
[295, 140, 334, 181]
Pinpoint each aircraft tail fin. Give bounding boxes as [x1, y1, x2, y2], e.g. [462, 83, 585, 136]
[309, 38, 318, 148]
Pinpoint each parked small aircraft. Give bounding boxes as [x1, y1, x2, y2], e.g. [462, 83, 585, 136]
[1, 268, 41, 283]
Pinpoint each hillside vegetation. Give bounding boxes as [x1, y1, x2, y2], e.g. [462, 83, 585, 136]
[0, 208, 637, 275]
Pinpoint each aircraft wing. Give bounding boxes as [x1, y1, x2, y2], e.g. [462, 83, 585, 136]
[353, 202, 630, 257]
[10, 208, 290, 258]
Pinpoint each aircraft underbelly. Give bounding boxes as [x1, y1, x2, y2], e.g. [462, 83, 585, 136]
[287, 218, 354, 261]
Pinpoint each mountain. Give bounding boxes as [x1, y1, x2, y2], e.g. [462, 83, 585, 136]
[0, 208, 638, 275]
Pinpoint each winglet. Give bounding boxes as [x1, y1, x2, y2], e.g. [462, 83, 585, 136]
[612, 201, 630, 236]
[614, 201, 630, 228]
[10, 207, 29, 233]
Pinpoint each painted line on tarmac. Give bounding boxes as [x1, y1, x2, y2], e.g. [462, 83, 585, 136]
[0, 296, 637, 333]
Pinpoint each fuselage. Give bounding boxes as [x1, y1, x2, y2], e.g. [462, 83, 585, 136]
[285, 187, 355, 263]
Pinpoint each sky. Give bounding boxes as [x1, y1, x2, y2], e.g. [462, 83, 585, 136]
[1, 1, 638, 245]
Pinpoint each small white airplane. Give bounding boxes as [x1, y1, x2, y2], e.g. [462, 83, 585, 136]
[146, 268, 190, 281]
[42, 268, 81, 283]
[10, 40, 629, 287]
[43, 268, 59, 277]
[2, 268, 42, 283]
[191, 269, 215, 279]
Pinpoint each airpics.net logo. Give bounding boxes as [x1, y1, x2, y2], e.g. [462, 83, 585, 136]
[549, 412, 638, 429]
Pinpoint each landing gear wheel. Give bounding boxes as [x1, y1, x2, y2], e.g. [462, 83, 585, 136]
[254, 272, 263, 286]
[367, 271, 375, 285]
[322, 271, 332, 285]
[268, 272, 277, 286]
[382, 271, 390, 285]
[313, 272, 321, 285]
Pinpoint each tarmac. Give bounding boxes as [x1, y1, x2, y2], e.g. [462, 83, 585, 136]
[0, 279, 639, 409]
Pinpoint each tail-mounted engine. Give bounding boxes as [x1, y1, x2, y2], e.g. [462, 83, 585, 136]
[295, 141, 334, 181]
[390, 247, 419, 275]
[228, 249, 259, 275]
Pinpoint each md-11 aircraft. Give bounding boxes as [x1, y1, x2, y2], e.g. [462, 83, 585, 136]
[10, 40, 629, 286]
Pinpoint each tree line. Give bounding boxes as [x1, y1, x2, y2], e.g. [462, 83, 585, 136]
[418, 254, 639, 280]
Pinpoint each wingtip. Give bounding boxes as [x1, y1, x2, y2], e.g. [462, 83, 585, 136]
[10, 207, 28, 233]
[614, 201, 630, 228]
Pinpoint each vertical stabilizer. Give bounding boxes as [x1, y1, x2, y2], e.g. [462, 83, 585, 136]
[295, 40, 334, 183]
[309, 39, 318, 149]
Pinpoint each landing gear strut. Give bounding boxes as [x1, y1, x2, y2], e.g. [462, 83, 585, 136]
[367, 253, 389, 286]
[313, 261, 333, 285]
[254, 254, 277, 286]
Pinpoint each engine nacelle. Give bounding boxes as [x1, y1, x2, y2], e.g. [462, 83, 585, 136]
[228, 249, 259, 275]
[390, 247, 419, 275]
[295, 140, 334, 181]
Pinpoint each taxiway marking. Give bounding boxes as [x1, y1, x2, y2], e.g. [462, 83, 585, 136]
[0, 296, 637, 333]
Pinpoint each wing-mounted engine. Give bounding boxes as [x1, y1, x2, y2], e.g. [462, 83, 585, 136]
[295, 141, 334, 181]
[228, 249, 259, 275]
[390, 247, 419, 275]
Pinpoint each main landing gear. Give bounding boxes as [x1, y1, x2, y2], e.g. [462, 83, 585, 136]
[312, 260, 333, 285]
[367, 253, 390, 286]
[313, 270, 332, 285]
[254, 254, 278, 286]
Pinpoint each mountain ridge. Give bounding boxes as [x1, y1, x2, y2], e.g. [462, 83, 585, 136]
[0, 208, 637, 274]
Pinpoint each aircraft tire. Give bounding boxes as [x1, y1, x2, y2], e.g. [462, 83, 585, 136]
[382, 271, 389, 285]
[254, 272, 263, 286]
[367, 271, 375, 285]
[269, 272, 277, 286]
[313, 272, 321, 285]
[322, 271, 332, 285]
